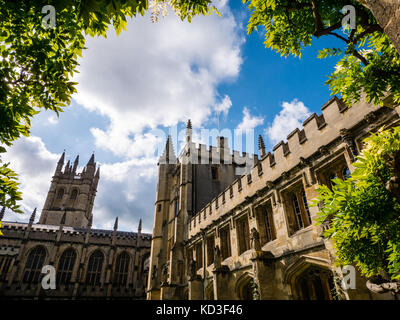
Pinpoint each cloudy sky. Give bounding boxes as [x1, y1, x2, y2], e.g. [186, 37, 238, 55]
[3, 1, 342, 233]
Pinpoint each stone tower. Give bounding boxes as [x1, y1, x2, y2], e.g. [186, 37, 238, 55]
[39, 152, 100, 228]
[147, 120, 250, 300]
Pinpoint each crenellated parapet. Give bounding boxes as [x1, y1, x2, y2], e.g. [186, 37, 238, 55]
[188, 95, 386, 238]
[1, 222, 151, 245]
[180, 137, 258, 176]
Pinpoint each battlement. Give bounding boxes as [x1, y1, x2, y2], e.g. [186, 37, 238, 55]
[188, 95, 382, 237]
[179, 138, 257, 175]
[1, 221, 152, 241]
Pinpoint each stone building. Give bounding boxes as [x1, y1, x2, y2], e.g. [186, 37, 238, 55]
[0, 154, 151, 299]
[147, 95, 400, 300]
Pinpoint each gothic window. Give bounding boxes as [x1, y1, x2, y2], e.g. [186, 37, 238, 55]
[23, 246, 46, 283]
[206, 235, 215, 266]
[256, 201, 276, 245]
[56, 188, 64, 199]
[113, 252, 130, 286]
[220, 225, 231, 260]
[237, 277, 256, 300]
[57, 248, 76, 285]
[285, 185, 312, 235]
[70, 189, 78, 200]
[157, 204, 162, 212]
[0, 255, 12, 281]
[195, 242, 203, 270]
[85, 250, 104, 286]
[295, 267, 334, 300]
[237, 216, 250, 255]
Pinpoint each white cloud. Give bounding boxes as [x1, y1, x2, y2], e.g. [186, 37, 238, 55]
[73, 5, 244, 160]
[2, 2, 245, 234]
[2, 136, 156, 233]
[47, 115, 59, 125]
[214, 95, 232, 117]
[265, 99, 311, 145]
[236, 107, 264, 131]
[2, 137, 59, 223]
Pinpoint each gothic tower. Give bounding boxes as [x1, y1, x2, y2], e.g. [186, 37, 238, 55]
[147, 121, 244, 300]
[39, 152, 100, 228]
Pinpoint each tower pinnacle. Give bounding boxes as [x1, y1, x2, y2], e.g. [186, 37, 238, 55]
[258, 135, 266, 157]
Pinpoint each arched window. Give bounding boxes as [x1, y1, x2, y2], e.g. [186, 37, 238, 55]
[70, 189, 78, 200]
[23, 246, 46, 283]
[86, 250, 104, 286]
[56, 188, 64, 199]
[289, 187, 312, 234]
[57, 248, 76, 285]
[113, 252, 130, 286]
[342, 167, 351, 180]
[0, 256, 13, 281]
[295, 267, 334, 300]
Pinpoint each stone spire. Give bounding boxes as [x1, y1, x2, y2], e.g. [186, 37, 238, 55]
[186, 119, 193, 144]
[113, 217, 118, 231]
[55, 151, 65, 174]
[72, 155, 79, 173]
[86, 153, 96, 176]
[258, 135, 266, 157]
[160, 135, 177, 164]
[137, 219, 142, 247]
[87, 153, 95, 165]
[29, 208, 36, 225]
[64, 160, 71, 174]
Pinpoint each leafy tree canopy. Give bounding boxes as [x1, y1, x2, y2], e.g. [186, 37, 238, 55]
[315, 126, 400, 289]
[0, 0, 217, 213]
[243, 0, 400, 106]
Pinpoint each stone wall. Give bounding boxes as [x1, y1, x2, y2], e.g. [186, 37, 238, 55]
[184, 96, 400, 300]
[0, 222, 151, 299]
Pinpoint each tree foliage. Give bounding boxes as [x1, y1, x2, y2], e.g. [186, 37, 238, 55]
[243, 0, 400, 106]
[0, 0, 217, 213]
[314, 127, 400, 284]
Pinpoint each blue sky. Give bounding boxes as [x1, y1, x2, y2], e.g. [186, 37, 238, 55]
[4, 0, 344, 233]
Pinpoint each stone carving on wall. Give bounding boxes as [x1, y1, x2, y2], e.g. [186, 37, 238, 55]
[250, 228, 262, 252]
[214, 245, 221, 269]
[161, 262, 169, 285]
[188, 259, 197, 280]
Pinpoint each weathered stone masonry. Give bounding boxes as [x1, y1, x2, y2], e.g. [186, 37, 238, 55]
[0, 155, 151, 300]
[147, 94, 400, 300]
